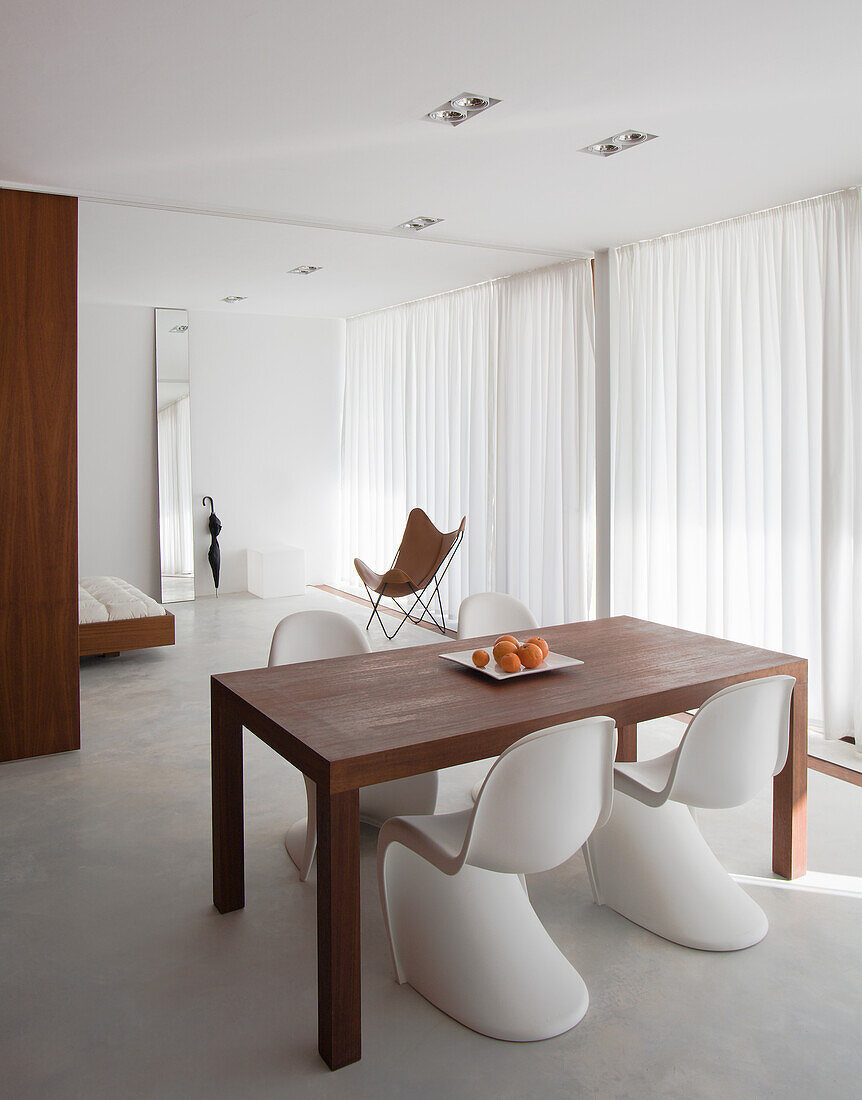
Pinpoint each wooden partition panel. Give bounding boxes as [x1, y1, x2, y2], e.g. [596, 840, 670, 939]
[0, 189, 80, 761]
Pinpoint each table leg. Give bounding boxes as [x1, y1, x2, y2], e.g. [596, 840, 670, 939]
[773, 680, 808, 879]
[317, 787, 361, 1070]
[616, 723, 637, 762]
[212, 687, 245, 913]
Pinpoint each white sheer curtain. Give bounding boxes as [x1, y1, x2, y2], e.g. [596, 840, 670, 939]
[611, 187, 862, 748]
[341, 261, 596, 626]
[157, 394, 194, 577]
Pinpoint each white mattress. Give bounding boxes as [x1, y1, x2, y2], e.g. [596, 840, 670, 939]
[79, 577, 167, 625]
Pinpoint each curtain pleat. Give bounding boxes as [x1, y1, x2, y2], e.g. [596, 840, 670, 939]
[340, 261, 596, 627]
[611, 187, 862, 748]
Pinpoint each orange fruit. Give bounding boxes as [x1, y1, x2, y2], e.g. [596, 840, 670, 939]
[527, 636, 549, 659]
[472, 649, 490, 668]
[492, 640, 518, 663]
[518, 643, 544, 669]
[495, 634, 519, 648]
[499, 652, 522, 673]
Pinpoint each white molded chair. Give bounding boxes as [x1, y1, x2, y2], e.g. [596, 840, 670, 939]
[378, 716, 617, 1041]
[457, 593, 540, 801]
[457, 591, 539, 640]
[269, 610, 439, 880]
[584, 675, 796, 951]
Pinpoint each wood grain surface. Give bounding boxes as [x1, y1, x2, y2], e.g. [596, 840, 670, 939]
[808, 753, 862, 789]
[79, 611, 175, 657]
[773, 679, 808, 878]
[213, 615, 807, 793]
[0, 189, 79, 761]
[316, 787, 361, 1070]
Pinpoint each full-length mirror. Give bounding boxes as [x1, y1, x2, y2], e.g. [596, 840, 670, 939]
[155, 308, 195, 602]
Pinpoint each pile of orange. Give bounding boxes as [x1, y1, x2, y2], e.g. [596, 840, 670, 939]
[473, 634, 550, 674]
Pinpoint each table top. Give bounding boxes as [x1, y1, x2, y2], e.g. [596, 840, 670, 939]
[213, 615, 806, 792]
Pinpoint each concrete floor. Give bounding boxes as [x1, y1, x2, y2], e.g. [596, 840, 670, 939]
[2, 591, 861, 1099]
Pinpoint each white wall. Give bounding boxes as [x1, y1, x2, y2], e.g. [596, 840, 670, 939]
[189, 312, 345, 595]
[77, 304, 345, 600]
[78, 304, 161, 596]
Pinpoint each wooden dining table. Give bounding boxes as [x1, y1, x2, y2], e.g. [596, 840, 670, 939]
[211, 615, 807, 1071]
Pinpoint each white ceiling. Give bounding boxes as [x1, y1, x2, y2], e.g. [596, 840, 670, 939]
[6, 0, 862, 314]
[77, 201, 558, 317]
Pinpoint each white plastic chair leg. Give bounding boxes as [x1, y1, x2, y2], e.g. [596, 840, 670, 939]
[585, 791, 768, 951]
[379, 842, 589, 1041]
[359, 771, 439, 827]
[284, 776, 317, 881]
[285, 772, 439, 880]
[469, 758, 496, 803]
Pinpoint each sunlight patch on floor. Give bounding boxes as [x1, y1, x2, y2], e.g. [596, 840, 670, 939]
[733, 870, 862, 900]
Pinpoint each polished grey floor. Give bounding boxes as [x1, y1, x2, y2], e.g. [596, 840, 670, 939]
[2, 591, 861, 1099]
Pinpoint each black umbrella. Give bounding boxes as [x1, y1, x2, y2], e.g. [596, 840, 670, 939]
[202, 496, 222, 597]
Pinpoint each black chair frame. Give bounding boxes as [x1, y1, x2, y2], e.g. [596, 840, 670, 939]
[360, 528, 464, 641]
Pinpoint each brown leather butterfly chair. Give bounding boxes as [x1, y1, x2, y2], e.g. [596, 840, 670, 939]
[354, 508, 466, 639]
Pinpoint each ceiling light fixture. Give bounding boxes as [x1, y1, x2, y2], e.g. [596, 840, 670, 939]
[450, 94, 491, 112]
[396, 216, 444, 231]
[287, 265, 322, 275]
[429, 107, 468, 124]
[587, 142, 621, 157]
[220, 295, 247, 303]
[615, 130, 648, 145]
[168, 324, 189, 333]
[425, 92, 500, 126]
[581, 130, 657, 157]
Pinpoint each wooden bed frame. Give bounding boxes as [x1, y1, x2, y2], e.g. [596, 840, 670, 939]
[79, 610, 175, 658]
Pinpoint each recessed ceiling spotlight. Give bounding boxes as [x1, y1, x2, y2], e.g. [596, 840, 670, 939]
[220, 295, 247, 303]
[615, 130, 648, 145]
[450, 94, 491, 112]
[429, 107, 469, 124]
[425, 93, 500, 126]
[168, 324, 189, 333]
[287, 265, 322, 275]
[581, 130, 657, 157]
[587, 142, 621, 157]
[396, 216, 444, 231]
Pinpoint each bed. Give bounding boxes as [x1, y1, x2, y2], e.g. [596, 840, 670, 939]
[78, 576, 175, 657]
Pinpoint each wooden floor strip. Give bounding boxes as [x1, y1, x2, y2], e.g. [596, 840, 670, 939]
[314, 584, 457, 638]
[808, 754, 862, 788]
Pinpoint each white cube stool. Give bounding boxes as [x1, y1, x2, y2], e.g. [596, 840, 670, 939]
[246, 546, 306, 598]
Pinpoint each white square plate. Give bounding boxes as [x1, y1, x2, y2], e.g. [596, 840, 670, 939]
[438, 649, 584, 681]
